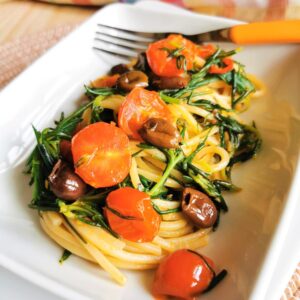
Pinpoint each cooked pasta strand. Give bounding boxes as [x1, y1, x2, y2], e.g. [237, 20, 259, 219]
[63, 218, 127, 285]
[159, 225, 194, 238]
[137, 169, 182, 189]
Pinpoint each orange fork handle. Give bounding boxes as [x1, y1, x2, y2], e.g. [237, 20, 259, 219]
[229, 20, 300, 44]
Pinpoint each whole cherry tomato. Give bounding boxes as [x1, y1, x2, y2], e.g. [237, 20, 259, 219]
[118, 87, 172, 140]
[152, 249, 215, 299]
[71, 122, 131, 188]
[146, 34, 197, 77]
[105, 187, 161, 242]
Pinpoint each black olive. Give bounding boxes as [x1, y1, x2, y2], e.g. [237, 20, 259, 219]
[117, 70, 148, 92]
[151, 75, 189, 90]
[59, 140, 73, 163]
[133, 52, 150, 73]
[110, 64, 130, 75]
[48, 160, 86, 201]
[181, 187, 218, 228]
[138, 118, 181, 149]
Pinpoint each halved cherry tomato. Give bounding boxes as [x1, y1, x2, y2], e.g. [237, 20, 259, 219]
[146, 34, 198, 77]
[209, 57, 234, 74]
[91, 74, 120, 88]
[152, 249, 215, 299]
[118, 87, 172, 140]
[105, 187, 161, 242]
[71, 122, 131, 188]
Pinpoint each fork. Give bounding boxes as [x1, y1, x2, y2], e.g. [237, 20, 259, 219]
[94, 20, 300, 60]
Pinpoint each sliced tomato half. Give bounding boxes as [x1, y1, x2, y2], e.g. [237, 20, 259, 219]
[71, 122, 131, 188]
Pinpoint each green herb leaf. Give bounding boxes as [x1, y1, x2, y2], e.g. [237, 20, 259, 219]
[176, 55, 187, 71]
[188, 169, 228, 211]
[59, 249, 72, 264]
[152, 202, 181, 215]
[106, 206, 142, 220]
[149, 148, 184, 197]
[213, 180, 241, 192]
[159, 92, 181, 104]
[137, 143, 157, 150]
[215, 114, 244, 133]
[230, 124, 262, 165]
[187, 99, 230, 112]
[84, 86, 115, 99]
[58, 200, 115, 236]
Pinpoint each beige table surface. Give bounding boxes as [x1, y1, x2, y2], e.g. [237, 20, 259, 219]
[0, 0, 96, 44]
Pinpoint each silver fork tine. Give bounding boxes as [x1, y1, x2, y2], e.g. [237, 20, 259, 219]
[97, 24, 156, 43]
[97, 23, 159, 40]
[93, 46, 135, 60]
[95, 32, 148, 50]
[94, 37, 145, 54]
[96, 31, 150, 46]
[94, 24, 166, 61]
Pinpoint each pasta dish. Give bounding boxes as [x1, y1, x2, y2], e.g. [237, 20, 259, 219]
[25, 34, 264, 299]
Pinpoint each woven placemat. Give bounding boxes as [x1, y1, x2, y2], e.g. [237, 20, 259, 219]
[0, 23, 76, 88]
[0, 23, 299, 300]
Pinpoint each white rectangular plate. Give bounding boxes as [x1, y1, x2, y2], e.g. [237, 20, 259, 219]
[0, 2, 299, 299]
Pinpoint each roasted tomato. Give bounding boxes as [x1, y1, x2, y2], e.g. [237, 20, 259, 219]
[71, 122, 131, 188]
[197, 44, 216, 59]
[146, 34, 198, 77]
[105, 187, 161, 242]
[152, 249, 215, 299]
[118, 87, 172, 140]
[209, 57, 234, 74]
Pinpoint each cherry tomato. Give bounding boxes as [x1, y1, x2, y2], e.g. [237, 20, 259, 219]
[71, 122, 131, 188]
[118, 87, 172, 140]
[197, 44, 216, 59]
[105, 187, 161, 242]
[91, 74, 120, 88]
[152, 249, 215, 299]
[209, 57, 234, 74]
[146, 34, 198, 77]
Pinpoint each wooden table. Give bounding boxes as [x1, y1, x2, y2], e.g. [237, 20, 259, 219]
[0, 0, 96, 44]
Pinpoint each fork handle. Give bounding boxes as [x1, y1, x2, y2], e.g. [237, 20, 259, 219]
[229, 20, 300, 44]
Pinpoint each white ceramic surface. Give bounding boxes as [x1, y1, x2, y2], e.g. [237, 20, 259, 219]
[0, 2, 299, 300]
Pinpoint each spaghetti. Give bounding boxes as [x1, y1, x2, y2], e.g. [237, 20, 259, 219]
[25, 34, 264, 294]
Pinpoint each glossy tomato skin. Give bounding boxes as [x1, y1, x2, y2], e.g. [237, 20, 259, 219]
[105, 187, 161, 242]
[71, 122, 131, 188]
[118, 87, 172, 140]
[152, 249, 215, 299]
[146, 34, 198, 77]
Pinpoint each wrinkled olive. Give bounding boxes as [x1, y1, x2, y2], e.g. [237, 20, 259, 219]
[181, 187, 217, 228]
[151, 75, 189, 90]
[59, 140, 73, 163]
[133, 52, 150, 73]
[48, 160, 86, 201]
[110, 64, 129, 75]
[138, 118, 181, 149]
[117, 70, 148, 92]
